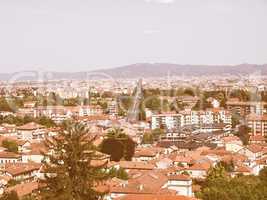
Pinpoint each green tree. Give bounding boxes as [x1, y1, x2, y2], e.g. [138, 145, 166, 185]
[0, 191, 19, 200]
[41, 122, 108, 200]
[123, 138, 135, 161]
[236, 125, 250, 145]
[151, 128, 164, 141]
[142, 132, 154, 144]
[100, 128, 135, 161]
[217, 160, 234, 172]
[2, 139, 18, 153]
[100, 138, 124, 161]
[144, 96, 161, 111]
[108, 167, 128, 180]
[36, 116, 56, 128]
[197, 166, 267, 200]
[206, 165, 228, 184]
[259, 167, 267, 183]
[22, 195, 37, 200]
[23, 115, 35, 124]
[2, 115, 24, 126]
[183, 88, 195, 96]
[231, 114, 241, 128]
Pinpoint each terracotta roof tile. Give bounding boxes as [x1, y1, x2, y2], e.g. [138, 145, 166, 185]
[116, 194, 199, 200]
[4, 163, 41, 176]
[6, 181, 39, 197]
[17, 122, 44, 130]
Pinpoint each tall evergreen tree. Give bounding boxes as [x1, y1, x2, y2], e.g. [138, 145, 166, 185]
[0, 191, 19, 200]
[41, 122, 108, 200]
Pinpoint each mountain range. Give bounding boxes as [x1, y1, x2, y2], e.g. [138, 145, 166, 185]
[0, 63, 267, 81]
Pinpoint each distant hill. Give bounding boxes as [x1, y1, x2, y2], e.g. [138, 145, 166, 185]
[0, 63, 267, 81]
[92, 63, 267, 78]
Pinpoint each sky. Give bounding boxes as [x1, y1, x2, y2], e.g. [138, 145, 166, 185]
[0, 0, 267, 72]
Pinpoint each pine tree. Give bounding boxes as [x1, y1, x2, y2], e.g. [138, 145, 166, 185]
[0, 191, 19, 200]
[41, 122, 109, 200]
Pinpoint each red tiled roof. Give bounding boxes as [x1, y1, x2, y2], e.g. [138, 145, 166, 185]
[17, 122, 44, 130]
[235, 165, 251, 173]
[201, 149, 230, 157]
[78, 115, 110, 121]
[222, 136, 241, 143]
[173, 155, 194, 164]
[116, 194, 199, 200]
[0, 151, 20, 159]
[135, 149, 157, 157]
[4, 163, 42, 176]
[6, 181, 39, 197]
[167, 174, 191, 181]
[247, 144, 264, 153]
[118, 161, 155, 170]
[188, 162, 211, 171]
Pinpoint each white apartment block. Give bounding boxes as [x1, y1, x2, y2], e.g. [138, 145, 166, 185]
[151, 109, 232, 130]
[151, 114, 183, 130]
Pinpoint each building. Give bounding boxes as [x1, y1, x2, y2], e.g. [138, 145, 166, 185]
[226, 100, 266, 116]
[151, 114, 183, 130]
[78, 105, 103, 117]
[246, 114, 267, 136]
[151, 109, 231, 131]
[108, 100, 118, 115]
[167, 174, 193, 197]
[0, 152, 21, 164]
[2, 163, 42, 182]
[17, 122, 46, 141]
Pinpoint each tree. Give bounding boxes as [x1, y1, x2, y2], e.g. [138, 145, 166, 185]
[142, 132, 154, 144]
[196, 166, 267, 200]
[231, 114, 241, 128]
[22, 195, 37, 200]
[36, 116, 56, 128]
[0, 97, 13, 112]
[229, 89, 250, 102]
[259, 167, 267, 183]
[100, 128, 136, 161]
[2, 115, 24, 126]
[144, 96, 161, 111]
[206, 165, 228, 184]
[236, 125, 250, 145]
[100, 138, 124, 161]
[41, 122, 108, 200]
[108, 167, 128, 180]
[151, 128, 164, 141]
[123, 138, 135, 161]
[2, 139, 18, 153]
[183, 88, 195, 96]
[0, 191, 19, 200]
[217, 160, 234, 172]
[193, 98, 212, 111]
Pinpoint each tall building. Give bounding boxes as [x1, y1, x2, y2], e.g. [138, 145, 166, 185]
[246, 114, 267, 136]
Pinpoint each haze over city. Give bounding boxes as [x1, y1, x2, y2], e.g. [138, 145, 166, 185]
[1, 1, 267, 200]
[1, 0, 267, 72]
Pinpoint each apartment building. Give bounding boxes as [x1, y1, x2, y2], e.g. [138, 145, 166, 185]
[246, 114, 267, 136]
[78, 105, 103, 117]
[151, 109, 231, 130]
[151, 113, 183, 130]
[226, 100, 266, 116]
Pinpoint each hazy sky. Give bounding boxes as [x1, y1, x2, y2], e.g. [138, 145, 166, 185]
[0, 0, 267, 72]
